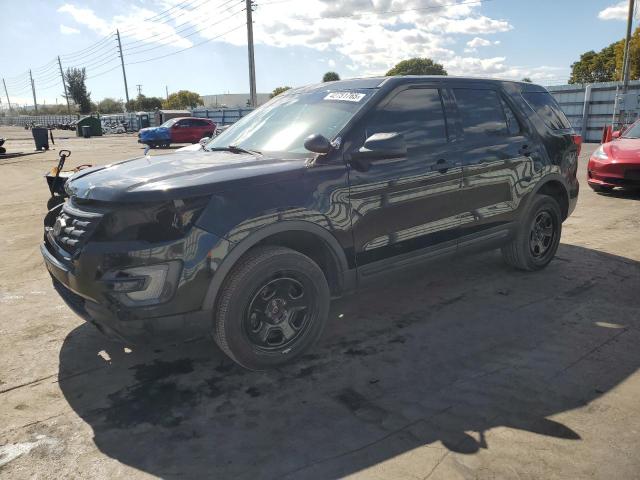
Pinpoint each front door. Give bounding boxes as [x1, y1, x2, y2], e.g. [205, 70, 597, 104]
[171, 119, 192, 143]
[345, 85, 463, 276]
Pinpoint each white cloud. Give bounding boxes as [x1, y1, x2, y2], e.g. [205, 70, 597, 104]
[598, 1, 639, 21]
[57, 0, 555, 83]
[467, 37, 492, 48]
[60, 24, 80, 35]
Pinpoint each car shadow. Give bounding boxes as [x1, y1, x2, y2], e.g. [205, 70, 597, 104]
[596, 188, 640, 200]
[58, 244, 640, 479]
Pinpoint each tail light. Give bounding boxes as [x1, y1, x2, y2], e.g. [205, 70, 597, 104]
[571, 134, 582, 156]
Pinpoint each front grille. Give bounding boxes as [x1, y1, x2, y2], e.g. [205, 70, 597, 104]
[51, 203, 103, 256]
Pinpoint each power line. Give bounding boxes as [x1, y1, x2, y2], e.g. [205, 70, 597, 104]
[124, 7, 245, 57]
[122, 0, 238, 51]
[127, 22, 245, 65]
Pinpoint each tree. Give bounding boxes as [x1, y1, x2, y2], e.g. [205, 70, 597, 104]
[163, 90, 203, 109]
[323, 71, 340, 82]
[566, 27, 640, 84]
[97, 97, 124, 113]
[386, 58, 448, 76]
[270, 86, 291, 98]
[126, 94, 164, 111]
[64, 67, 92, 114]
[521, 77, 532, 83]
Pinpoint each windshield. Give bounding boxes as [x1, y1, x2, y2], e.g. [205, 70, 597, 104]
[206, 89, 374, 154]
[621, 121, 640, 138]
[160, 119, 177, 128]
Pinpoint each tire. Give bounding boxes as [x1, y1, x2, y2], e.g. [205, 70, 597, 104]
[502, 194, 562, 271]
[213, 246, 330, 370]
[590, 184, 614, 193]
[47, 196, 65, 211]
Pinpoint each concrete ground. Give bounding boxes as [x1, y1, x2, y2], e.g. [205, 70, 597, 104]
[0, 126, 639, 479]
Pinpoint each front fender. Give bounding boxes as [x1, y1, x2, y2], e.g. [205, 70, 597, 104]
[201, 220, 352, 312]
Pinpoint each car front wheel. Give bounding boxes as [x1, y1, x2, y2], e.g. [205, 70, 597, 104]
[213, 246, 330, 370]
[502, 194, 562, 271]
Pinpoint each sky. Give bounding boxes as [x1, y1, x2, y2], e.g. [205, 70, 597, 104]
[0, 0, 636, 107]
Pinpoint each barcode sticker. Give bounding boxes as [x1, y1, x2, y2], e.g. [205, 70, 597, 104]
[324, 92, 366, 102]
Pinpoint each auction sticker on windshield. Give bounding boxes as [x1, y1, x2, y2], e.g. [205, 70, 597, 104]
[324, 92, 366, 102]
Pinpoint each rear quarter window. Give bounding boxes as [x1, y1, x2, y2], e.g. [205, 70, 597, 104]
[522, 91, 570, 130]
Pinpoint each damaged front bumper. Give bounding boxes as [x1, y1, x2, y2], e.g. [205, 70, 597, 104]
[41, 206, 234, 343]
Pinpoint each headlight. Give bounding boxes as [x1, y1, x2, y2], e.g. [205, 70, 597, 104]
[105, 261, 182, 306]
[592, 145, 608, 160]
[96, 197, 209, 242]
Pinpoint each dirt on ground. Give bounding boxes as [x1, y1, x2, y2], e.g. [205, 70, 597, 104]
[0, 126, 639, 479]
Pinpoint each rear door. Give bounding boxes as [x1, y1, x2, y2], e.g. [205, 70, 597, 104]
[346, 85, 463, 274]
[450, 85, 538, 244]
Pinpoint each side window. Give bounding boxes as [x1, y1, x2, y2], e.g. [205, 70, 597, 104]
[521, 91, 571, 130]
[194, 119, 209, 127]
[501, 97, 521, 135]
[453, 88, 508, 141]
[176, 119, 190, 127]
[365, 88, 448, 149]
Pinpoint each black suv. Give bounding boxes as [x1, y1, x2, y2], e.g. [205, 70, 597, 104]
[42, 76, 580, 370]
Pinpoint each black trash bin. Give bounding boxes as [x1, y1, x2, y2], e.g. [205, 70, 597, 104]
[32, 127, 49, 150]
[81, 125, 91, 138]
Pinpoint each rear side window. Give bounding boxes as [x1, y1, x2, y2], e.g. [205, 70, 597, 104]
[453, 88, 508, 141]
[522, 91, 570, 130]
[501, 98, 521, 135]
[365, 88, 448, 148]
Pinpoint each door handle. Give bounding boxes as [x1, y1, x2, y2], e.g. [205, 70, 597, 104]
[519, 144, 533, 156]
[430, 158, 455, 174]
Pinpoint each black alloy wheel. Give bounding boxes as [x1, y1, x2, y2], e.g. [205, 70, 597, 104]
[529, 210, 556, 258]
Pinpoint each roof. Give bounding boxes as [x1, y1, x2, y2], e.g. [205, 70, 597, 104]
[291, 76, 544, 95]
[157, 109, 191, 114]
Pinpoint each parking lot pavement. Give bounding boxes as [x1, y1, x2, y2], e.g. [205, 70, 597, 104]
[1, 128, 639, 479]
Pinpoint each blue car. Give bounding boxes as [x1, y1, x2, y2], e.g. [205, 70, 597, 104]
[138, 117, 216, 148]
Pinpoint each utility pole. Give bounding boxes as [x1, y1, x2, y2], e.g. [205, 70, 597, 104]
[245, 0, 257, 108]
[29, 69, 38, 113]
[622, 0, 636, 94]
[165, 85, 169, 100]
[2, 78, 12, 112]
[57, 56, 71, 114]
[116, 29, 130, 104]
[136, 84, 142, 96]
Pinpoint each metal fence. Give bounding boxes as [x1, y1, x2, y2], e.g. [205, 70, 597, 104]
[548, 80, 640, 142]
[0, 108, 254, 130]
[0, 114, 79, 127]
[192, 108, 253, 125]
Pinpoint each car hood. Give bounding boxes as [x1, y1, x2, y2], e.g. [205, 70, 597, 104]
[606, 138, 640, 161]
[66, 150, 307, 202]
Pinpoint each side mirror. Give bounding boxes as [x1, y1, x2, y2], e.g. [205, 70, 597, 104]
[199, 137, 210, 145]
[353, 132, 407, 160]
[612, 130, 621, 139]
[304, 134, 332, 154]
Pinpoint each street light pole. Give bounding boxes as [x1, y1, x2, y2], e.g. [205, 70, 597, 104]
[2, 78, 12, 112]
[58, 56, 71, 114]
[622, 0, 636, 93]
[245, 0, 257, 108]
[29, 69, 38, 113]
[116, 30, 130, 104]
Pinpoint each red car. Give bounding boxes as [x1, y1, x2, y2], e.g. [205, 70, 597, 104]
[138, 117, 216, 148]
[588, 121, 640, 192]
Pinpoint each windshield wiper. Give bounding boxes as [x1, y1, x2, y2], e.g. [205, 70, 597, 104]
[206, 145, 262, 156]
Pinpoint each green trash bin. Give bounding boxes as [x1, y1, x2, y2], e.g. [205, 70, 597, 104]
[81, 125, 91, 138]
[32, 127, 49, 150]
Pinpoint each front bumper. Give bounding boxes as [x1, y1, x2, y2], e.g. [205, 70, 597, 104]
[41, 220, 234, 343]
[588, 157, 640, 188]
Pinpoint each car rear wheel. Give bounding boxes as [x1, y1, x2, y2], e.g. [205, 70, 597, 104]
[502, 194, 562, 271]
[213, 246, 330, 370]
